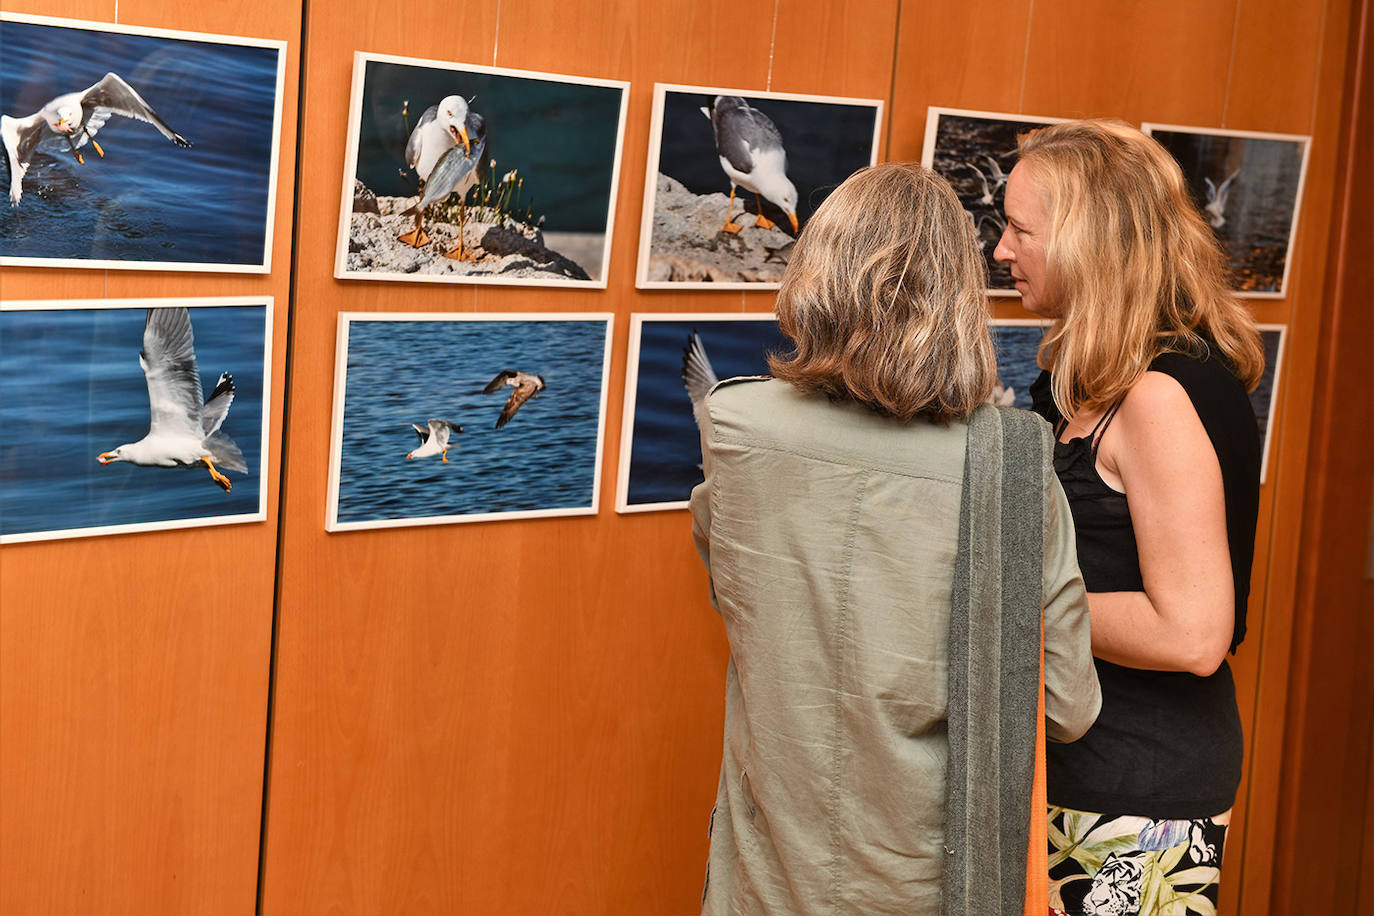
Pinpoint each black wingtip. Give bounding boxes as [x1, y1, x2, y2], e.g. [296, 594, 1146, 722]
[174, 135, 192, 148]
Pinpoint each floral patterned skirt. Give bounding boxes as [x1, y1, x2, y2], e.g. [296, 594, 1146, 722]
[1047, 805, 1228, 916]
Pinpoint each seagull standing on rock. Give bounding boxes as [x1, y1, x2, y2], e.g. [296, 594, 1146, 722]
[2, 71, 191, 206]
[701, 96, 799, 236]
[97, 307, 246, 492]
[398, 96, 488, 260]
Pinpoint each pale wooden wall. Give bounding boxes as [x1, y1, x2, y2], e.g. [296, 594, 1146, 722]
[0, 0, 1361, 913]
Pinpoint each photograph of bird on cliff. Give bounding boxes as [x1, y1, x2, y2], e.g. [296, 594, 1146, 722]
[336, 52, 629, 288]
[327, 313, 613, 531]
[1144, 123, 1310, 296]
[636, 84, 882, 289]
[0, 13, 285, 270]
[0, 299, 270, 543]
[920, 107, 1067, 294]
[616, 315, 785, 512]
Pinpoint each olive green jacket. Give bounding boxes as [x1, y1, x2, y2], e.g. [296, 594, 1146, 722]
[691, 378, 1100, 915]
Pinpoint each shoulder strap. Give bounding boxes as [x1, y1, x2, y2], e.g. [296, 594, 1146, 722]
[944, 406, 1049, 916]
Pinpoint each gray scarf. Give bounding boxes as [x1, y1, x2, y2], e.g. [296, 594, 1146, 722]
[943, 405, 1052, 916]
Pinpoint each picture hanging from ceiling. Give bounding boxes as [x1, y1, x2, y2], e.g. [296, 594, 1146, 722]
[1143, 124, 1310, 297]
[335, 52, 629, 287]
[920, 107, 1069, 295]
[327, 313, 613, 531]
[0, 13, 286, 271]
[0, 297, 272, 543]
[616, 313, 785, 512]
[636, 84, 883, 289]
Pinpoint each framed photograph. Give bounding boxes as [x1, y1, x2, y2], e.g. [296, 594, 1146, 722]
[920, 107, 1068, 295]
[1254, 324, 1287, 484]
[0, 13, 285, 272]
[327, 313, 613, 531]
[335, 52, 629, 287]
[1143, 124, 1311, 297]
[636, 84, 883, 290]
[616, 313, 784, 512]
[988, 318, 1051, 410]
[0, 297, 272, 543]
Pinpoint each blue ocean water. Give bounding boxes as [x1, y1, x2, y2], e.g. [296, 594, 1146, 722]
[0, 19, 279, 265]
[625, 318, 785, 506]
[335, 318, 609, 525]
[657, 92, 879, 231]
[0, 305, 268, 538]
[990, 324, 1048, 411]
[355, 60, 623, 233]
[1253, 329, 1282, 454]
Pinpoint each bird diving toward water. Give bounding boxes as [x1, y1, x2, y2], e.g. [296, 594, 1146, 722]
[97, 307, 246, 492]
[481, 369, 545, 429]
[407, 419, 464, 461]
[681, 332, 719, 430]
[399, 98, 488, 260]
[1203, 168, 1240, 229]
[701, 96, 799, 236]
[2, 71, 191, 207]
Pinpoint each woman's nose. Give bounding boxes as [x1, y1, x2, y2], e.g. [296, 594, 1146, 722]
[992, 230, 1014, 264]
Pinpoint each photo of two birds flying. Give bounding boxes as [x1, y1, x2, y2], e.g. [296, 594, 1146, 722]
[406, 369, 546, 462]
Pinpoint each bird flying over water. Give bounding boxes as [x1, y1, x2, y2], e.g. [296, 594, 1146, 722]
[407, 419, 464, 461]
[97, 307, 245, 492]
[701, 96, 799, 236]
[2, 71, 191, 206]
[481, 369, 545, 429]
[681, 332, 719, 429]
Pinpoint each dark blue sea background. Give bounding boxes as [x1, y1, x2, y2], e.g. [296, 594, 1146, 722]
[0, 19, 279, 265]
[625, 317, 785, 507]
[0, 305, 268, 539]
[990, 323, 1048, 411]
[355, 59, 623, 233]
[1254, 328, 1283, 461]
[656, 91, 879, 233]
[335, 318, 609, 525]
[1151, 131, 1305, 293]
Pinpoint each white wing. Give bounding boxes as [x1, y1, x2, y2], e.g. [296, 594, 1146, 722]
[140, 307, 204, 439]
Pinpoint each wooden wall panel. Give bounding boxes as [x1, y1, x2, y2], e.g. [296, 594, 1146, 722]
[0, 0, 299, 913]
[262, 1, 898, 913]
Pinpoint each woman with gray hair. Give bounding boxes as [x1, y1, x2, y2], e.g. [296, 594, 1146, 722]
[690, 161, 1100, 915]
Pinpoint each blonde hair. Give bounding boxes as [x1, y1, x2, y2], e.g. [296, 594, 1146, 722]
[1016, 120, 1264, 417]
[768, 162, 996, 423]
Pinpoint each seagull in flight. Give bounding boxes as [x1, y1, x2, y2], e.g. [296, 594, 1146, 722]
[481, 370, 546, 429]
[97, 307, 246, 491]
[681, 332, 719, 429]
[2, 71, 191, 206]
[407, 419, 464, 461]
[1203, 168, 1240, 228]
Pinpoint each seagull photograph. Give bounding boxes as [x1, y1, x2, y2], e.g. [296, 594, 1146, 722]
[337, 53, 628, 287]
[0, 299, 269, 543]
[617, 315, 785, 512]
[637, 84, 882, 289]
[988, 319, 1051, 413]
[920, 107, 1068, 294]
[0, 13, 284, 269]
[1144, 123, 1310, 295]
[327, 313, 612, 531]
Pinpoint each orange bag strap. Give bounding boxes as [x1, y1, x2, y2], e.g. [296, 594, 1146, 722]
[1023, 622, 1048, 916]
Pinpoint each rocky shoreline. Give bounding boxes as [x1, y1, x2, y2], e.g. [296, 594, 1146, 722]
[644, 174, 795, 284]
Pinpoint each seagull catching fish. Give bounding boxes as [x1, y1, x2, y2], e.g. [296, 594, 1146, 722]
[701, 96, 799, 236]
[481, 369, 545, 429]
[97, 307, 246, 492]
[407, 419, 464, 461]
[2, 71, 191, 207]
[399, 109, 488, 260]
[404, 95, 474, 180]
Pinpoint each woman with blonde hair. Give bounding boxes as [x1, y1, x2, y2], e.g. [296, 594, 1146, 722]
[691, 161, 1100, 914]
[994, 120, 1264, 915]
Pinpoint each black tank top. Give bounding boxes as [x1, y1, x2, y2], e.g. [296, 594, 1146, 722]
[1031, 351, 1261, 818]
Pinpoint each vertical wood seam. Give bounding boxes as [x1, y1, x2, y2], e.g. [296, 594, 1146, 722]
[766, 0, 781, 92]
[1017, 0, 1036, 113]
[492, 0, 502, 66]
[1221, 0, 1244, 127]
